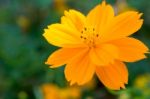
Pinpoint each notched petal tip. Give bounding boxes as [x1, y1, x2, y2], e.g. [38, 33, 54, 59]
[101, 0, 112, 8]
[64, 9, 74, 16]
[108, 83, 127, 90]
[120, 84, 126, 89]
[64, 10, 68, 15]
[96, 61, 128, 90]
[43, 29, 48, 36]
[70, 81, 76, 86]
[45, 61, 56, 68]
[45, 61, 49, 65]
[139, 13, 143, 18]
[102, 0, 106, 5]
[44, 29, 48, 32]
[132, 11, 143, 20]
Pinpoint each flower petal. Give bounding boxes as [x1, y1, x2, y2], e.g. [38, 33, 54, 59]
[100, 11, 143, 42]
[86, 1, 114, 34]
[43, 24, 85, 47]
[46, 48, 85, 68]
[65, 48, 95, 85]
[96, 61, 128, 90]
[61, 10, 86, 31]
[111, 37, 149, 62]
[89, 44, 118, 66]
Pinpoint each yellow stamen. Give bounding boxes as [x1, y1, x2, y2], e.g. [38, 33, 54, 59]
[80, 27, 99, 48]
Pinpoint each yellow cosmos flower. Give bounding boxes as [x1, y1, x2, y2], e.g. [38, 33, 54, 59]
[53, 0, 68, 14]
[116, 0, 135, 14]
[43, 1, 149, 90]
[41, 84, 81, 99]
[134, 74, 150, 89]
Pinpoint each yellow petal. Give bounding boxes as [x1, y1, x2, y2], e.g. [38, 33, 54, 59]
[100, 11, 143, 42]
[96, 61, 128, 90]
[43, 24, 85, 47]
[61, 10, 86, 31]
[110, 37, 149, 62]
[89, 44, 118, 66]
[46, 48, 85, 68]
[86, 1, 114, 34]
[65, 48, 95, 85]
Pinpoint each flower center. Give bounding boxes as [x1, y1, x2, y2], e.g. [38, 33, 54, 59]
[80, 27, 99, 48]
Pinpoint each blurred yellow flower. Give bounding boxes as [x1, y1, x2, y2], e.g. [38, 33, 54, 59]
[59, 87, 81, 99]
[53, 0, 68, 14]
[116, 0, 135, 13]
[43, 1, 149, 90]
[134, 74, 150, 89]
[18, 91, 28, 99]
[17, 16, 30, 32]
[118, 93, 130, 99]
[133, 74, 150, 98]
[41, 84, 81, 99]
[42, 84, 59, 99]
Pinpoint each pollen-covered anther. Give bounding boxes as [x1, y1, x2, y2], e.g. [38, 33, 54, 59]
[80, 27, 99, 47]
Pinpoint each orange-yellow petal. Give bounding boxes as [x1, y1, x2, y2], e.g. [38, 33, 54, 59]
[43, 23, 84, 47]
[65, 48, 95, 85]
[111, 37, 149, 62]
[89, 44, 118, 66]
[61, 10, 86, 31]
[86, 1, 114, 34]
[96, 61, 128, 90]
[46, 48, 85, 68]
[100, 11, 143, 42]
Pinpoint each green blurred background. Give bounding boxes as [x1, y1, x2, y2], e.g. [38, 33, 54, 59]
[0, 0, 150, 99]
